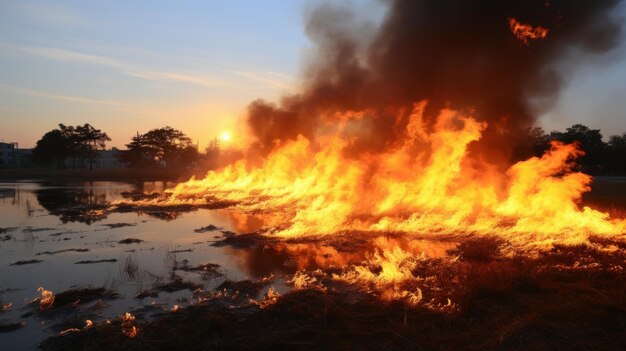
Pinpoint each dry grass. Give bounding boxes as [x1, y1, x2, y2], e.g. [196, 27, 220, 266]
[40, 236, 626, 351]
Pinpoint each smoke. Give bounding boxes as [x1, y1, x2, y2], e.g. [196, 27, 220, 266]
[246, 0, 623, 160]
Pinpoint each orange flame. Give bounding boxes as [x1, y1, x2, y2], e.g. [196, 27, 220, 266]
[509, 18, 549, 45]
[250, 287, 281, 309]
[36, 287, 55, 310]
[121, 312, 139, 338]
[153, 103, 624, 252]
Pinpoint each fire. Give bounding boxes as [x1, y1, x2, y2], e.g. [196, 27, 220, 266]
[36, 287, 55, 310]
[250, 287, 281, 309]
[59, 320, 93, 336]
[508, 18, 549, 44]
[288, 270, 320, 290]
[335, 246, 419, 286]
[121, 312, 139, 338]
[152, 102, 624, 252]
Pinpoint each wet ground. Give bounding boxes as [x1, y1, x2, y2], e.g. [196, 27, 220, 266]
[1, 178, 625, 350]
[0, 181, 270, 349]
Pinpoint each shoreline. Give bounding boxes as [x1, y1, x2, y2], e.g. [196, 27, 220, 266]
[0, 168, 202, 182]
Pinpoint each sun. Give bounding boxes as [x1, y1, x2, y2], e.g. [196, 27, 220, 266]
[220, 131, 231, 142]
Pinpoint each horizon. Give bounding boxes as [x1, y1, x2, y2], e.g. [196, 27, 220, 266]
[1, 0, 626, 149]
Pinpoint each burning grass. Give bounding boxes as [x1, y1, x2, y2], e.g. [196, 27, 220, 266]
[39, 234, 626, 350]
[29, 287, 119, 313]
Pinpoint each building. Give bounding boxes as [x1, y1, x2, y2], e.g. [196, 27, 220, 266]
[92, 149, 126, 169]
[1, 141, 123, 169]
[17, 148, 33, 167]
[62, 149, 126, 169]
[0, 142, 18, 168]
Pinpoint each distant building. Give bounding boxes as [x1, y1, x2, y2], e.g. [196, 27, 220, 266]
[1, 141, 126, 169]
[17, 148, 33, 167]
[0, 142, 18, 168]
[62, 149, 126, 169]
[93, 149, 126, 169]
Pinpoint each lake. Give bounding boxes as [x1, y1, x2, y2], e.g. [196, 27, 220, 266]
[0, 181, 296, 349]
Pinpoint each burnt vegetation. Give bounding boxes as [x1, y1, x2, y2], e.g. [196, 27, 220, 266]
[40, 235, 626, 351]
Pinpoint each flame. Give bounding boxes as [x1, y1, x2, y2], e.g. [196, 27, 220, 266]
[36, 287, 55, 310]
[121, 312, 139, 338]
[509, 18, 549, 45]
[59, 328, 81, 336]
[151, 103, 624, 252]
[335, 246, 419, 286]
[288, 271, 320, 290]
[59, 320, 93, 336]
[250, 287, 281, 309]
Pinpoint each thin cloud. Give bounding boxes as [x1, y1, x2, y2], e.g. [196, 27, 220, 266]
[17, 46, 220, 88]
[235, 70, 296, 91]
[16, 2, 91, 27]
[123, 70, 219, 88]
[21, 46, 122, 67]
[0, 84, 129, 108]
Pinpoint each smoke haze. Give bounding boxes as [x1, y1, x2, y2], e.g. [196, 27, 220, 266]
[246, 0, 623, 161]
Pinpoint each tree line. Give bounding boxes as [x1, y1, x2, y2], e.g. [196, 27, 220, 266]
[515, 124, 626, 174]
[33, 125, 205, 170]
[32, 123, 626, 174]
[33, 124, 111, 170]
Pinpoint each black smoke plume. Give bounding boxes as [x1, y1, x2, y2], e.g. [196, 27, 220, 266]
[246, 0, 623, 161]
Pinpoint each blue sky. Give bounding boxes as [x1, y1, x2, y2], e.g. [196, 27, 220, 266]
[1, 0, 625, 149]
[0, 0, 308, 149]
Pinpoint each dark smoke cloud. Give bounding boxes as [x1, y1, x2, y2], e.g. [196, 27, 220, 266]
[246, 0, 624, 160]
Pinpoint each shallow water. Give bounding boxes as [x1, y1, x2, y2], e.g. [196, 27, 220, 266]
[0, 178, 624, 349]
[0, 181, 280, 349]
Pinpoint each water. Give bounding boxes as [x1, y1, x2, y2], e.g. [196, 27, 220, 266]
[0, 181, 279, 350]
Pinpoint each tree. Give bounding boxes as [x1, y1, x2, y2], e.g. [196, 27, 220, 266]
[58, 124, 80, 169]
[33, 124, 110, 170]
[33, 129, 70, 168]
[605, 133, 626, 173]
[549, 124, 605, 172]
[75, 124, 111, 171]
[117, 127, 199, 169]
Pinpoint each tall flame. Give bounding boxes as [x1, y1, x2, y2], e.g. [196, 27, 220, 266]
[150, 102, 624, 252]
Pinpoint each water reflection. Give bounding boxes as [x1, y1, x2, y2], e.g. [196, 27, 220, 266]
[226, 235, 458, 279]
[35, 186, 109, 224]
[0, 181, 177, 224]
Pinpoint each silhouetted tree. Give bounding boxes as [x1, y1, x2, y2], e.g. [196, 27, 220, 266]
[33, 129, 70, 168]
[33, 124, 110, 170]
[549, 124, 605, 172]
[117, 127, 199, 169]
[75, 124, 111, 171]
[58, 124, 80, 169]
[605, 133, 626, 173]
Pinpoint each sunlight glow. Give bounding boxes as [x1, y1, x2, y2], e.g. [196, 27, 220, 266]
[220, 131, 231, 142]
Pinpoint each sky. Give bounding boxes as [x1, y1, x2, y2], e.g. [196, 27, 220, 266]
[0, 0, 626, 150]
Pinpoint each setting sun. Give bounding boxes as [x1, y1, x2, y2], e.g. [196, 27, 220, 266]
[220, 131, 231, 142]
